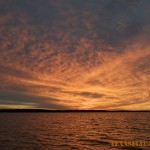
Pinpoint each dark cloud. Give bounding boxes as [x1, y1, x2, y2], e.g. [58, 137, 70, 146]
[0, 92, 70, 109]
[79, 92, 105, 99]
[1, 0, 150, 46]
[0, 65, 35, 80]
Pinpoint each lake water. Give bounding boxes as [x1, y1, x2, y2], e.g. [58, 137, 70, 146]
[0, 112, 149, 150]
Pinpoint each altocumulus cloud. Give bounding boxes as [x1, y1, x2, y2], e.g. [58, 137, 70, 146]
[0, 0, 150, 110]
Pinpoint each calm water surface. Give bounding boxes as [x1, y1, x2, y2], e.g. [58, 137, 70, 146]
[0, 112, 149, 150]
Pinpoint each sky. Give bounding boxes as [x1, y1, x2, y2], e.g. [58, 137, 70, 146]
[0, 0, 150, 110]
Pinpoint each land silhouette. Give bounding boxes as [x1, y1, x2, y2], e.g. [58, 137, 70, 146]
[0, 109, 149, 112]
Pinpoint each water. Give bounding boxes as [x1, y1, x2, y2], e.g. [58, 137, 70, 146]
[0, 112, 149, 150]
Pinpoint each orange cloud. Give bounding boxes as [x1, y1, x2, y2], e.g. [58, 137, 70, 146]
[0, 0, 150, 110]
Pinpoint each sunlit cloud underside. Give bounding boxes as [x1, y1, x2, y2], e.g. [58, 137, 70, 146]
[0, 0, 150, 110]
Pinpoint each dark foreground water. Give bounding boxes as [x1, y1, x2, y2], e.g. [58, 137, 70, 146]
[0, 112, 149, 150]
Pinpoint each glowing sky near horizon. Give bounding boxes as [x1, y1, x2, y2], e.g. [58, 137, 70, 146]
[0, 0, 150, 110]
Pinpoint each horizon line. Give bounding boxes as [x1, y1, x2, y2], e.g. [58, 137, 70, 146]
[0, 109, 150, 112]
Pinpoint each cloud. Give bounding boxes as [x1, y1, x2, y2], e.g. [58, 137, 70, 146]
[0, 0, 150, 110]
[78, 92, 105, 99]
[0, 91, 72, 110]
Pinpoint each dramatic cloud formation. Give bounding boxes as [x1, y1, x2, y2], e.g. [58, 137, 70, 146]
[0, 0, 150, 110]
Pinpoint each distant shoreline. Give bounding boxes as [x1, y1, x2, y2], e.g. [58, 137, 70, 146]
[0, 109, 149, 112]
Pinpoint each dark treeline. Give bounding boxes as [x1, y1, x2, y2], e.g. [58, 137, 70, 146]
[0, 109, 149, 113]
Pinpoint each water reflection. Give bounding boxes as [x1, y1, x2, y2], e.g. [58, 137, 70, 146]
[0, 112, 149, 150]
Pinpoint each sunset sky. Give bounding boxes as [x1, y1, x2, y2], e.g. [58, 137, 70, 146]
[0, 0, 150, 110]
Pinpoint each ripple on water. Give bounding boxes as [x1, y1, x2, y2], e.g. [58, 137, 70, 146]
[78, 138, 111, 146]
[0, 112, 149, 150]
